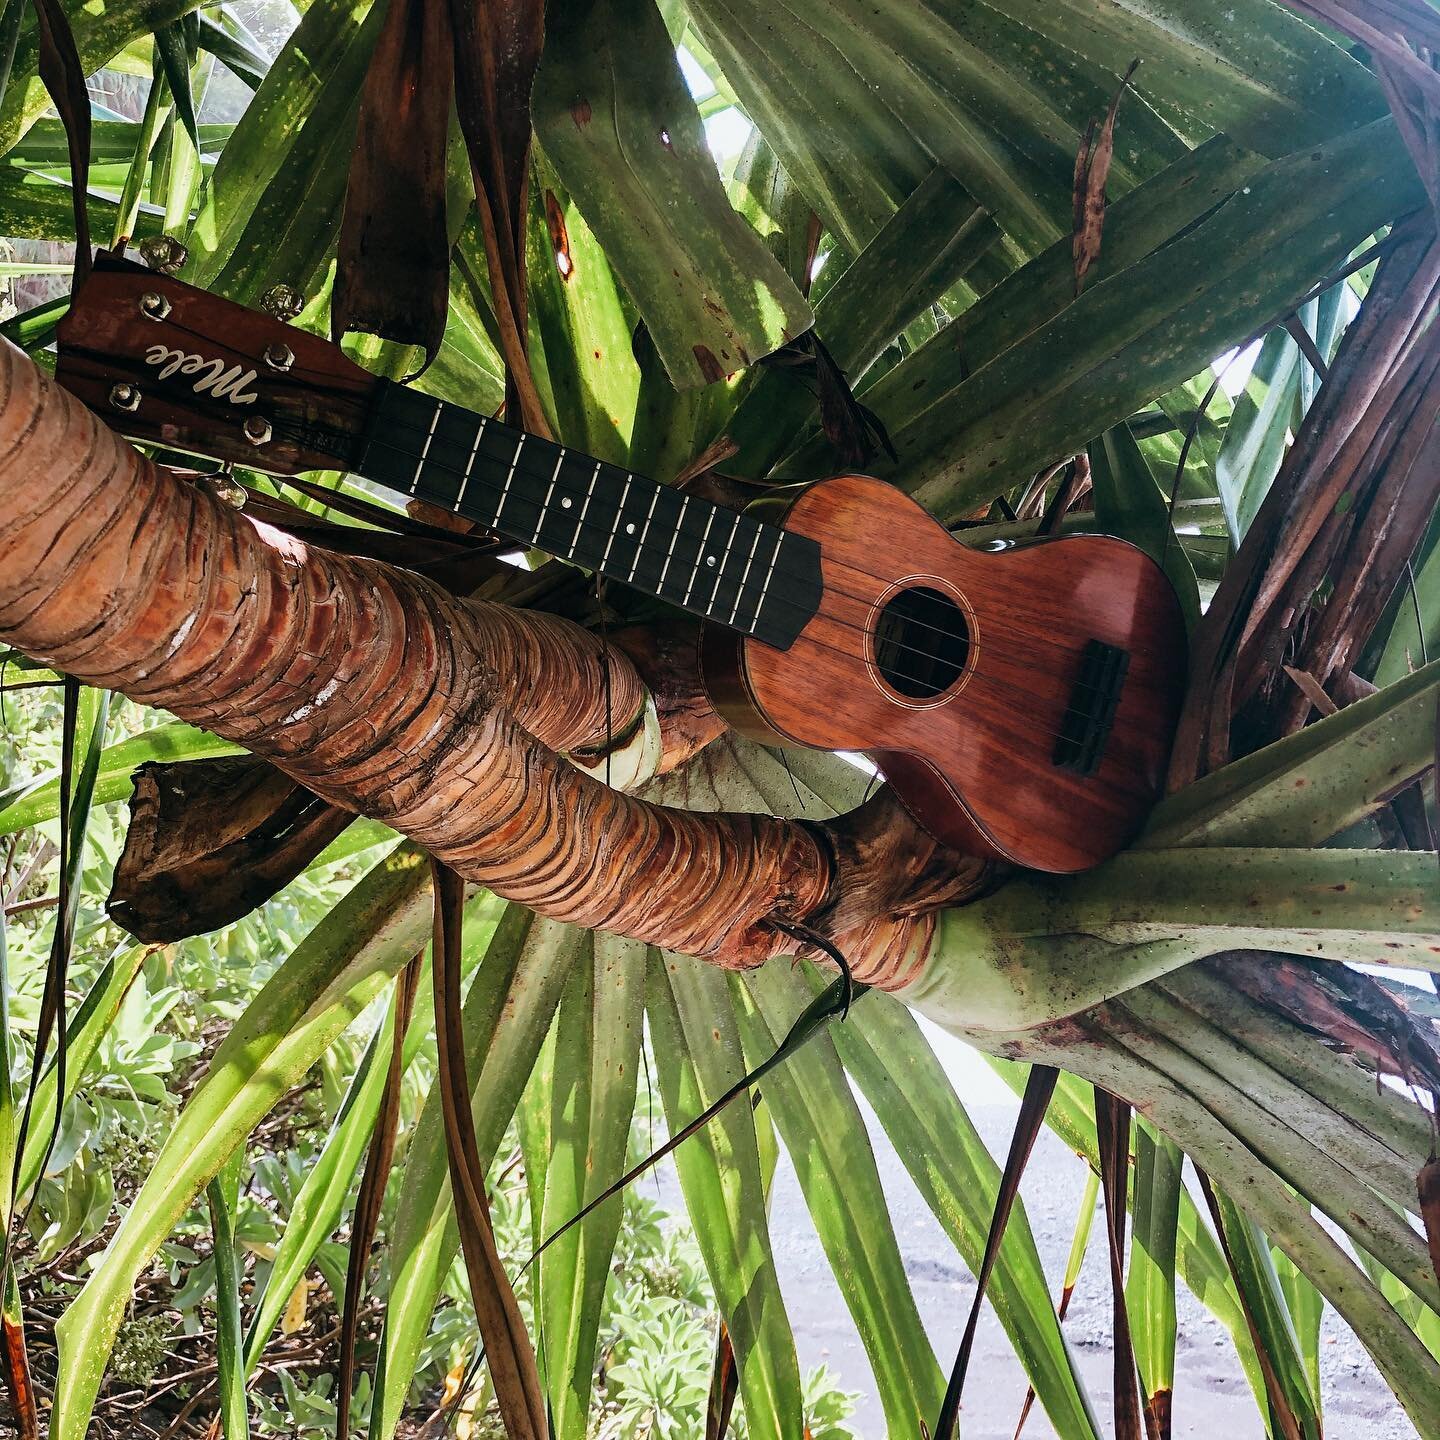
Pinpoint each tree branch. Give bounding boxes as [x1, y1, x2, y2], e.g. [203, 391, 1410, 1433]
[0, 342, 985, 974]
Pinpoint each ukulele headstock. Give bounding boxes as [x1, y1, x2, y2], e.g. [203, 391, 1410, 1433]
[54, 250, 379, 475]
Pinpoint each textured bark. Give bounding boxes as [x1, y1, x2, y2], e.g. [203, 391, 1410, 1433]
[819, 787, 1002, 989]
[611, 622, 727, 776]
[104, 530, 710, 941]
[0, 342, 980, 971]
[108, 620, 712, 940]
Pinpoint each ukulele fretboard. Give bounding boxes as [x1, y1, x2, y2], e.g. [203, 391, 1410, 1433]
[356, 381, 821, 649]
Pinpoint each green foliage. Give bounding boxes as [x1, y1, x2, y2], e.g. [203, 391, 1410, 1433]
[533, 0, 813, 388]
[0, 689, 860, 1438]
[0, 0, 1433, 1436]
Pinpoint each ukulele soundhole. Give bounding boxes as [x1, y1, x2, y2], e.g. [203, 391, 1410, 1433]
[872, 585, 971, 700]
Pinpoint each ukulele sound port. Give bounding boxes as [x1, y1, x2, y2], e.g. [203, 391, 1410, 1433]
[871, 584, 971, 702]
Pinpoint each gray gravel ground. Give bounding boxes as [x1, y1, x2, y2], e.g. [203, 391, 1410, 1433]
[760, 1098, 1417, 1439]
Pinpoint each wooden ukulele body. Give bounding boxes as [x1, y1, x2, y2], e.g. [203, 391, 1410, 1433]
[701, 474, 1188, 873]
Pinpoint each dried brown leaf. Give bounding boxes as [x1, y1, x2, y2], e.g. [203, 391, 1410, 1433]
[31, 0, 91, 286]
[1281, 665, 1339, 717]
[1144, 1387, 1172, 1440]
[1072, 61, 1138, 295]
[935, 1065, 1058, 1440]
[704, 1321, 739, 1440]
[431, 860, 548, 1439]
[1095, 1091, 1143, 1440]
[337, 954, 423, 1439]
[1194, 1170, 1307, 1440]
[449, 0, 551, 435]
[334, 0, 455, 369]
[108, 758, 353, 942]
[1169, 216, 1440, 784]
[0, 1312, 36, 1440]
[1418, 1155, 1440, 1290]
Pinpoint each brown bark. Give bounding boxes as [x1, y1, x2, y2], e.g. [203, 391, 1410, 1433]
[0, 342, 981, 972]
[611, 622, 727, 775]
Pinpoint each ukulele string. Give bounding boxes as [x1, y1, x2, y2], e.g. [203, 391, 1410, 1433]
[340, 423, 1171, 694]
[85, 321, 1170, 739]
[282, 436, 1156, 738]
[116, 318, 1166, 665]
[704, 629, 1155, 765]
[289, 430, 1164, 743]
[346, 416, 1164, 666]
[209, 356, 1160, 671]
[284, 419, 1145, 754]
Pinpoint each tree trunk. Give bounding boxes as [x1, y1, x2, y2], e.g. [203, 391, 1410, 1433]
[0, 340, 987, 975]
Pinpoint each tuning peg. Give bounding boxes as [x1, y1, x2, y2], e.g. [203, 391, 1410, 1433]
[200, 468, 248, 509]
[108, 382, 142, 413]
[137, 235, 189, 275]
[259, 284, 305, 323]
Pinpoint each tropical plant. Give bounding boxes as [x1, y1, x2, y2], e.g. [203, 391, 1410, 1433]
[0, 0, 1433, 1437]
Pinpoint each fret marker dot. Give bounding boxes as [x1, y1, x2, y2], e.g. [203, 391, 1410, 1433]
[705, 554, 716, 566]
[561, 497, 573, 509]
[625, 523, 636, 534]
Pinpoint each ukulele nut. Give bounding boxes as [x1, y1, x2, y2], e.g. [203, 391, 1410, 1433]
[139, 291, 171, 322]
[243, 416, 273, 446]
[108, 382, 142, 413]
[263, 342, 295, 373]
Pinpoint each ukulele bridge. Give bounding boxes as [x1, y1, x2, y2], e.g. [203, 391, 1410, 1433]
[1053, 640, 1129, 777]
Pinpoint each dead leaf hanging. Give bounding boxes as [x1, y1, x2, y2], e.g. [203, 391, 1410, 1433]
[448, 0, 550, 433]
[431, 861, 549, 1440]
[333, 0, 455, 369]
[1072, 60, 1139, 296]
[107, 758, 353, 942]
[1095, 1090, 1144, 1440]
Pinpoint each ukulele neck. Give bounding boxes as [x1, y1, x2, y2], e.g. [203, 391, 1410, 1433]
[354, 380, 820, 649]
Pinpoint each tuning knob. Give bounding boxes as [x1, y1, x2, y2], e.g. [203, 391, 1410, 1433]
[108, 382, 142, 413]
[137, 234, 189, 275]
[260, 284, 305, 323]
[200, 470, 248, 509]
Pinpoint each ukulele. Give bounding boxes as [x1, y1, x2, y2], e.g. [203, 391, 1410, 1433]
[52, 250, 1187, 873]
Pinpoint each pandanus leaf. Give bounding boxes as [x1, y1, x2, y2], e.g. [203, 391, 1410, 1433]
[1126, 1119, 1181, 1439]
[184, 0, 383, 301]
[734, 962, 945, 1436]
[533, 0, 812, 390]
[647, 952, 803, 1440]
[243, 956, 436, 1375]
[53, 846, 435, 1440]
[207, 1151, 250, 1439]
[537, 933, 645, 1440]
[826, 989, 1100, 1440]
[371, 909, 578, 1440]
